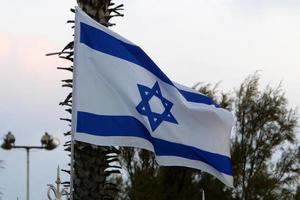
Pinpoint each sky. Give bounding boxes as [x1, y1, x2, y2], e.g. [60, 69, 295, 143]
[0, 0, 299, 199]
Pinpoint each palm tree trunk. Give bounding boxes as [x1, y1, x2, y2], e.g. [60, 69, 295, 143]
[73, 1, 124, 199]
[52, 1, 124, 199]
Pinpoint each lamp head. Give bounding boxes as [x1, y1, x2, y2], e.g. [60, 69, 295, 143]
[41, 132, 59, 150]
[1, 131, 15, 150]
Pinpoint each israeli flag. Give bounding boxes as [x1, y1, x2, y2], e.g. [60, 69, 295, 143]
[73, 7, 234, 186]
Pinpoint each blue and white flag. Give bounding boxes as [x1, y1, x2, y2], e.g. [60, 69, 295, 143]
[73, 7, 234, 187]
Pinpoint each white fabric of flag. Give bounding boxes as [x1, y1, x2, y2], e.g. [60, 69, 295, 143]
[73, 7, 234, 187]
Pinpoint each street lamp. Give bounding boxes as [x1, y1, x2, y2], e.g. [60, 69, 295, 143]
[1, 131, 59, 200]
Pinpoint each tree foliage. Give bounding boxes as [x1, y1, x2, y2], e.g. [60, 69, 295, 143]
[231, 74, 299, 200]
[118, 73, 300, 200]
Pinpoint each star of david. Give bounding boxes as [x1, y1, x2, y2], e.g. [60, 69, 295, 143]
[136, 82, 178, 131]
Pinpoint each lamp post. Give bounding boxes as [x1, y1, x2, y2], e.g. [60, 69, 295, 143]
[1, 131, 59, 200]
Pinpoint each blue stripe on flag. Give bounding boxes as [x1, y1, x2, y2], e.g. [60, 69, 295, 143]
[79, 22, 219, 107]
[76, 111, 232, 175]
[178, 89, 220, 108]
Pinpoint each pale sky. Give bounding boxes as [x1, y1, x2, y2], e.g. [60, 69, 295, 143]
[0, 0, 299, 199]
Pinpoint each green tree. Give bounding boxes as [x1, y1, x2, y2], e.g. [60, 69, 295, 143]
[232, 74, 299, 200]
[118, 74, 300, 200]
[49, 1, 124, 199]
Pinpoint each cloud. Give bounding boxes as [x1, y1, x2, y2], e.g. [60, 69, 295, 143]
[0, 33, 69, 116]
[0, 32, 69, 72]
[0, 33, 13, 58]
[221, 0, 300, 16]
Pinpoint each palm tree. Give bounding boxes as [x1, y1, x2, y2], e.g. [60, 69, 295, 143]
[49, 1, 124, 199]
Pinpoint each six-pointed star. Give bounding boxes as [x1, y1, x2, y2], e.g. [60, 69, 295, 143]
[136, 82, 178, 131]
